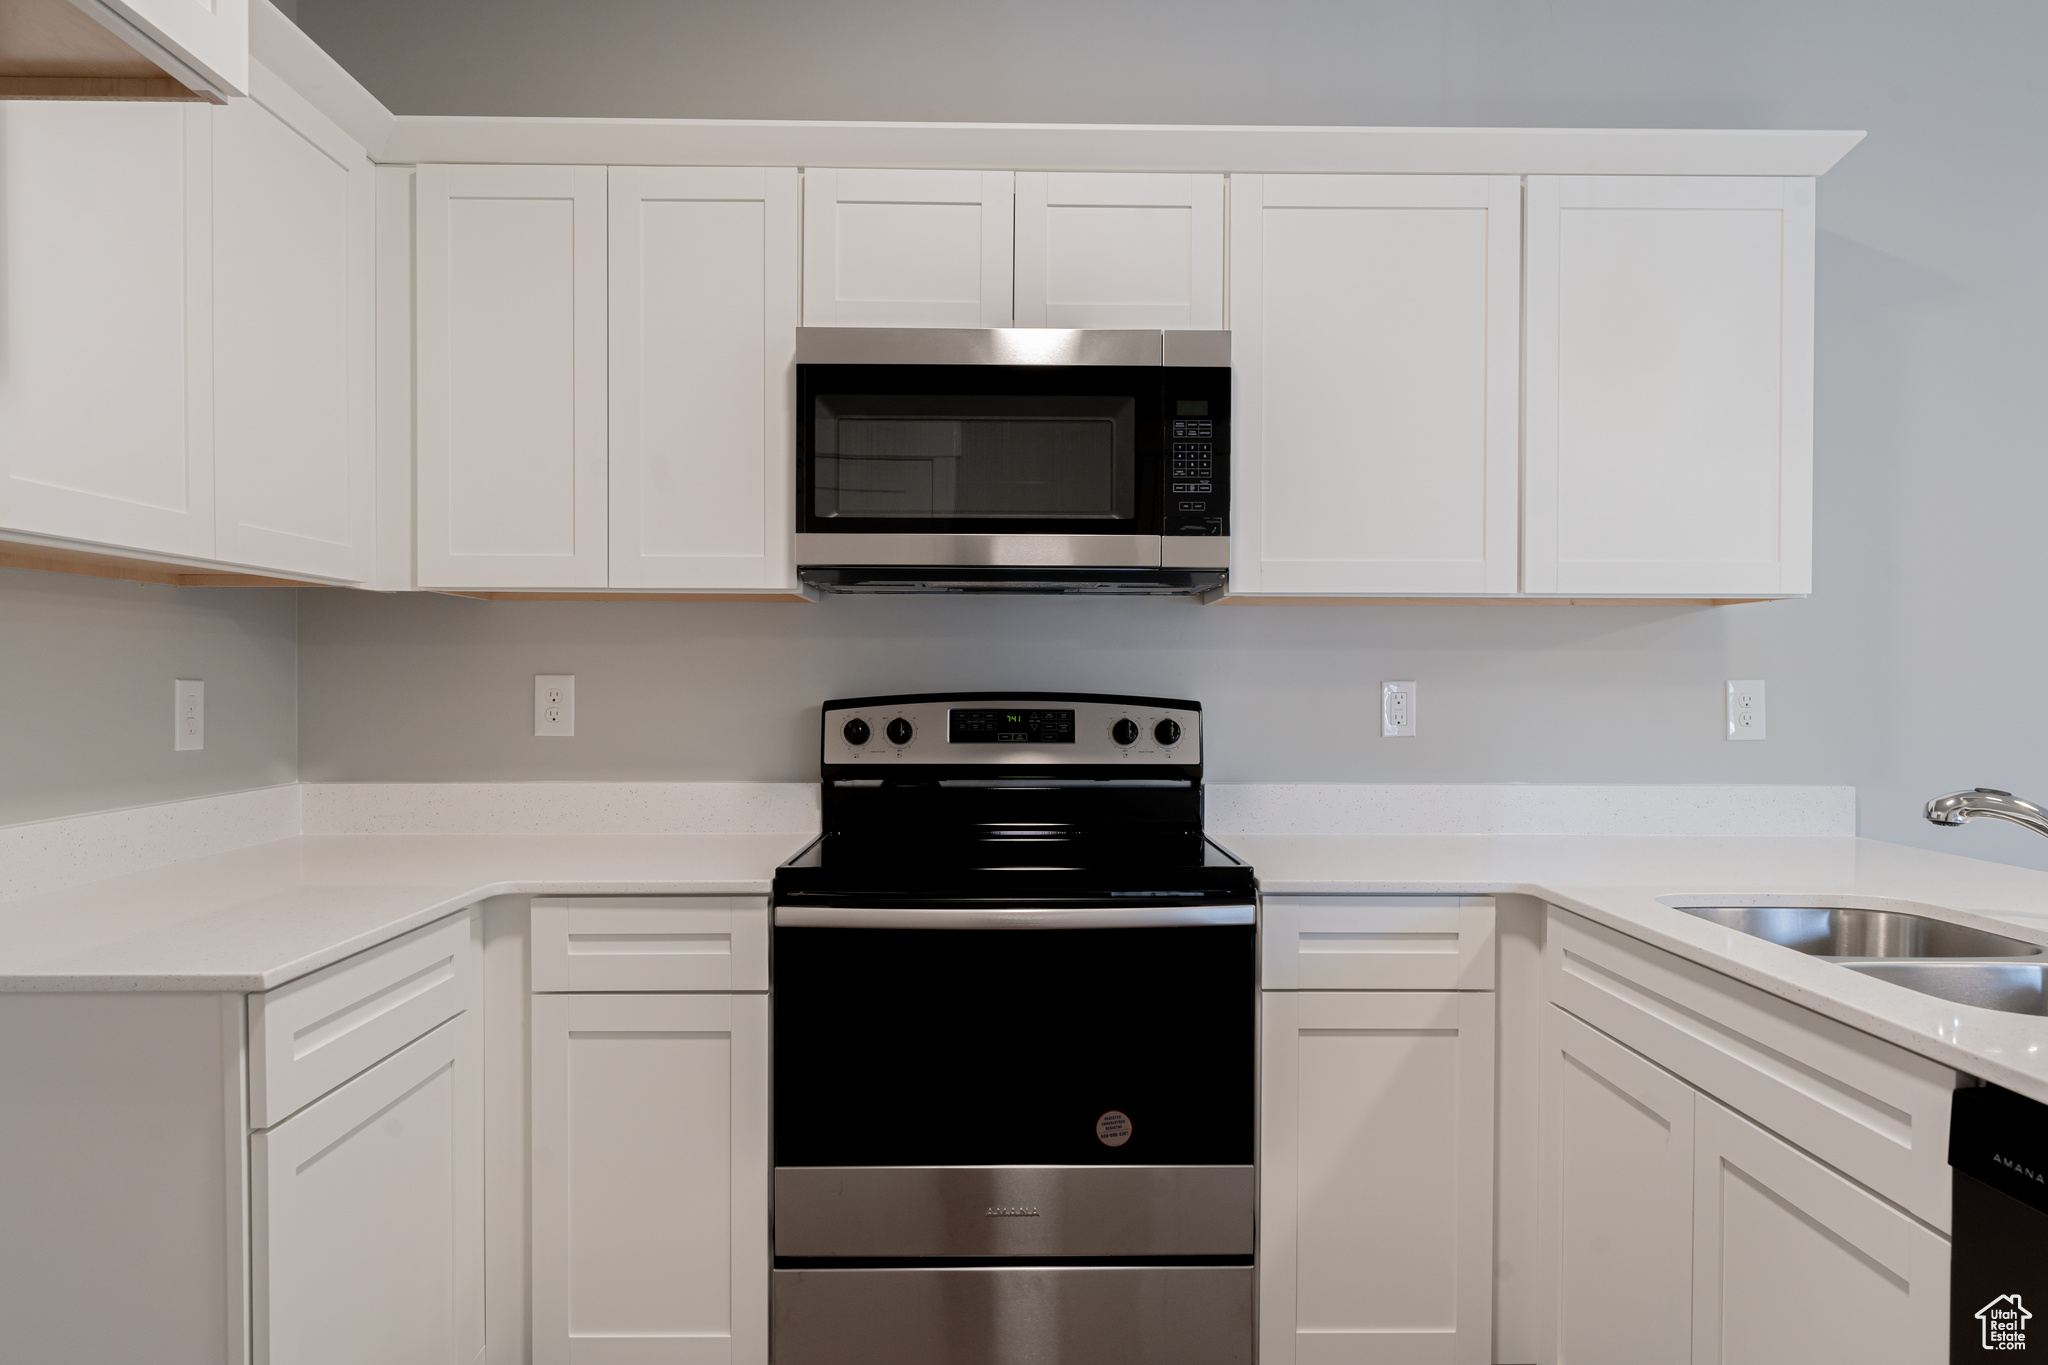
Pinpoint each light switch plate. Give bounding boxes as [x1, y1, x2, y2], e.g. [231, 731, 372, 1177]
[1728, 679, 1765, 741]
[535, 675, 575, 737]
[1382, 680, 1417, 737]
[174, 679, 204, 751]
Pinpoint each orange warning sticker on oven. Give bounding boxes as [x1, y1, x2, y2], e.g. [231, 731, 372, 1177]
[1095, 1110, 1133, 1147]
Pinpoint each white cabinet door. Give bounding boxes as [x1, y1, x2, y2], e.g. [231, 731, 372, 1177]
[252, 1014, 484, 1365]
[1261, 990, 1496, 1365]
[1014, 172, 1223, 328]
[416, 164, 608, 589]
[1692, 1096, 1947, 1365]
[212, 63, 375, 581]
[1524, 176, 1815, 597]
[1541, 1006, 1694, 1365]
[532, 992, 769, 1365]
[609, 166, 799, 590]
[78, 0, 249, 99]
[803, 168, 1013, 327]
[1229, 174, 1521, 595]
[0, 102, 214, 560]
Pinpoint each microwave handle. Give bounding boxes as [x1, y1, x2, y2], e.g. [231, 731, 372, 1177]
[774, 904, 1253, 930]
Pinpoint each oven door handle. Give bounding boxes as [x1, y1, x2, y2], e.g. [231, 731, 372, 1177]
[774, 904, 1255, 929]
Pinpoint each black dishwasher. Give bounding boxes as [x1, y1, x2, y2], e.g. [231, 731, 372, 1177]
[1952, 1083, 2048, 1357]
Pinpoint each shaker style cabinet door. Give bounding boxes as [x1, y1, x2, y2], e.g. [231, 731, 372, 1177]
[211, 62, 375, 582]
[1540, 1006, 1695, 1365]
[1691, 1096, 1947, 1365]
[803, 168, 1013, 327]
[1013, 172, 1223, 329]
[532, 992, 770, 1365]
[609, 167, 800, 590]
[251, 1015, 485, 1365]
[416, 164, 608, 589]
[0, 102, 215, 560]
[1523, 176, 1815, 597]
[1228, 174, 1521, 595]
[1260, 990, 1496, 1365]
[78, 0, 249, 99]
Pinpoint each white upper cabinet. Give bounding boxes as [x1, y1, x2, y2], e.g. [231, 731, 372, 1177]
[212, 65, 375, 582]
[1229, 174, 1522, 595]
[416, 164, 609, 589]
[1014, 172, 1223, 329]
[83, 0, 249, 99]
[1524, 175, 1815, 597]
[0, 102, 215, 560]
[609, 167, 800, 591]
[803, 168, 1013, 327]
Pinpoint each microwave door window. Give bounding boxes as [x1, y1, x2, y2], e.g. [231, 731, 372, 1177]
[814, 395, 1135, 521]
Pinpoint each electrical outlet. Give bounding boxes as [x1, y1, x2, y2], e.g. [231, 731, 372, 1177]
[1727, 679, 1765, 741]
[174, 679, 204, 750]
[1382, 680, 1417, 737]
[535, 675, 575, 737]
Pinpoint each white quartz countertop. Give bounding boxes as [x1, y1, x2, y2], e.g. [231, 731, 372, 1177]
[13, 820, 2048, 1106]
[1226, 832, 2048, 1105]
[0, 832, 808, 992]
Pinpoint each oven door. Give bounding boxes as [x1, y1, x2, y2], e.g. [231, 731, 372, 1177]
[771, 905, 1256, 1365]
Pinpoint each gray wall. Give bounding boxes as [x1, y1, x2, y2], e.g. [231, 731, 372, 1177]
[0, 569, 298, 826]
[290, 0, 2048, 871]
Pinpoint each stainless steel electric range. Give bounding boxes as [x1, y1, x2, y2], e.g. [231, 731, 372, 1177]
[770, 692, 1257, 1365]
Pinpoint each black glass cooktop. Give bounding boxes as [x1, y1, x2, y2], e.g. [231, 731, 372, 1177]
[773, 831, 1253, 905]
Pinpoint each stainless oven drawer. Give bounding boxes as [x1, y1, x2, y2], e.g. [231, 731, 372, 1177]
[775, 1165, 1253, 1257]
[773, 1264, 1252, 1365]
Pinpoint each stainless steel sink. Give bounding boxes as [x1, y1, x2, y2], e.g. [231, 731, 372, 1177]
[1842, 962, 2048, 1016]
[1674, 904, 2042, 959]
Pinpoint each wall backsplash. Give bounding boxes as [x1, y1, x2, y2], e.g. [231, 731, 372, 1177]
[296, 581, 2012, 866]
[0, 568, 298, 826]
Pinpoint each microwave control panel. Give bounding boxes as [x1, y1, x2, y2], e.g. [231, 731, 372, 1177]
[1165, 409, 1226, 537]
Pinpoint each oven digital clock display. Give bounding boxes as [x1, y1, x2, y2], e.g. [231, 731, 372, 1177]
[948, 708, 1076, 744]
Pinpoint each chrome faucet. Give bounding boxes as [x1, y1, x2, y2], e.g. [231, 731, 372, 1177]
[1925, 789, 2048, 840]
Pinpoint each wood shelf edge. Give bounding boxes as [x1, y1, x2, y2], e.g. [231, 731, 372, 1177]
[0, 538, 326, 589]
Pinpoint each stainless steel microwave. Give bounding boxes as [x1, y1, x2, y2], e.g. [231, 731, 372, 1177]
[793, 328, 1230, 595]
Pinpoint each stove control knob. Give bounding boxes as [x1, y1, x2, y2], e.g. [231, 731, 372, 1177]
[842, 718, 871, 746]
[1154, 718, 1182, 747]
[886, 717, 915, 746]
[1111, 718, 1140, 746]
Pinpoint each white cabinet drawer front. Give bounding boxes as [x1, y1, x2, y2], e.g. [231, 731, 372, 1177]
[532, 897, 769, 992]
[1545, 907, 1956, 1230]
[1263, 896, 1495, 990]
[1693, 1096, 1948, 1365]
[250, 908, 478, 1129]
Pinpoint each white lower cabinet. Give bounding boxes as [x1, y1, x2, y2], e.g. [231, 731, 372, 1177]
[1541, 934, 1952, 1365]
[251, 1012, 485, 1365]
[1541, 1004, 1694, 1365]
[531, 991, 769, 1365]
[1261, 989, 1497, 1365]
[1692, 1096, 1948, 1365]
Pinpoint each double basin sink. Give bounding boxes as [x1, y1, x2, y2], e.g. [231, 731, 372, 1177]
[1673, 903, 2048, 1015]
